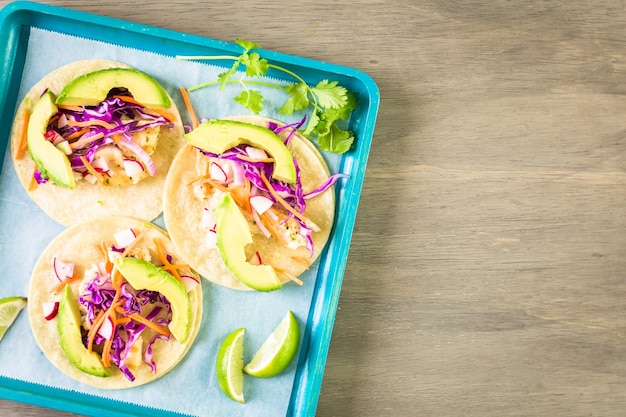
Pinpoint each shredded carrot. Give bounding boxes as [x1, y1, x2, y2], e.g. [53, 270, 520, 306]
[28, 166, 39, 191]
[127, 312, 171, 337]
[15, 109, 30, 160]
[236, 154, 275, 164]
[67, 119, 116, 130]
[65, 127, 90, 141]
[111, 95, 176, 122]
[102, 338, 113, 367]
[230, 183, 252, 215]
[179, 87, 198, 129]
[290, 256, 311, 268]
[86, 310, 106, 352]
[273, 266, 303, 286]
[260, 171, 311, 225]
[259, 212, 287, 244]
[79, 155, 103, 184]
[70, 132, 105, 150]
[153, 237, 185, 284]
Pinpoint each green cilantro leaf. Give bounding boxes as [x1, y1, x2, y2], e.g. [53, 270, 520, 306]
[235, 38, 262, 52]
[317, 124, 354, 154]
[311, 80, 348, 109]
[179, 38, 360, 154]
[234, 90, 264, 114]
[278, 82, 310, 115]
[241, 52, 269, 77]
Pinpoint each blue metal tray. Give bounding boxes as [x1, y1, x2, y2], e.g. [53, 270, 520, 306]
[0, 2, 379, 416]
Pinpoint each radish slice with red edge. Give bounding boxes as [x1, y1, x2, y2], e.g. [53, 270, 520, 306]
[249, 251, 263, 266]
[98, 315, 115, 341]
[43, 301, 59, 320]
[180, 275, 200, 292]
[209, 162, 228, 183]
[123, 158, 145, 177]
[53, 258, 74, 281]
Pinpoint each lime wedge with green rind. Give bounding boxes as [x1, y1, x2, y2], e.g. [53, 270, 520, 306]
[0, 296, 27, 342]
[216, 327, 246, 403]
[243, 310, 300, 378]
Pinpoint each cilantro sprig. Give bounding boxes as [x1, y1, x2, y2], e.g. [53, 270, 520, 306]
[177, 38, 358, 154]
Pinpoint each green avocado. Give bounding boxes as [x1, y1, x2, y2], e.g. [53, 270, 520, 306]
[57, 285, 112, 377]
[55, 67, 171, 109]
[114, 257, 191, 343]
[27, 91, 76, 189]
[215, 193, 282, 292]
[184, 119, 297, 184]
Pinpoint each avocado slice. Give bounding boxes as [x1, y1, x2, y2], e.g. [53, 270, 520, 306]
[114, 257, 191, 343]
[184, 119, 297, 184]
[27, 91, 76, 189]
[215, 193, 282, 292]
[55, 67, 171, 109]
[57, 285, 112, 377]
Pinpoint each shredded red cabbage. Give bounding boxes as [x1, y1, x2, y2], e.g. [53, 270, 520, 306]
[78, 255, 173, 381]
[39, 94, 172, 182]
[194, 116, 346, 256]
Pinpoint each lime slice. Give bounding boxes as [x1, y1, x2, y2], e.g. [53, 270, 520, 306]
[0, 296, 27, 342]
[216, 327, 245, 403]
[244, 311, 300, 378]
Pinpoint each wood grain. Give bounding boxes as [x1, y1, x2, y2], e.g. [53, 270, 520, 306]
[1, 0, 625, 416]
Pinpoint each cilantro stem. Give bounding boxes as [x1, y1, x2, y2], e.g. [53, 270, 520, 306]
[187, 79, 286, 93]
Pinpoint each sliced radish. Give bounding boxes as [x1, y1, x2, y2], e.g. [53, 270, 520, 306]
[249, 195, 274, 215]
[245, 146, 268, 160]
[116, 139, 157, 176]
[206, 230, 217, 248]
[43, 301, 59, 320]
[180, 275, 200, 292]
[98, 315, 115, 341]
[53, 258, 74, 281]
[83, 173, 98, 184]
[114, 228, 137, 248]
[209, 161, 228, 183]
[248, 251, 263, 266]
[200, 208, 217, 230]
[123, 158, 145, 177]
[91, 156, 110, 173]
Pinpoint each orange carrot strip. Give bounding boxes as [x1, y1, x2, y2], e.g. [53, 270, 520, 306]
[128, 313, 171, 337]
[179, 87, 198, 129]
[69, 132, 105, 150]
[87, 310, 106, 352]
[102, 338, 113, 367]
[153, 238, 184, 283]
[67, 119, 116, 129]
[236, 154, 275, 164]
[260, 171, 311, 225]
[28, 166, 39, 191]
[15, 109, 30, 159]
[112, 95, 176, 122]
[259, 212, 287, 244]
[273, 266, 303, 286]
[65, 127, 90, 141]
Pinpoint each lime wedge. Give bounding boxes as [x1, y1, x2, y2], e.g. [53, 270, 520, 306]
[244, 311, 300, 378]
[0, 296, 27, 342]
[216, 327, 245, 403]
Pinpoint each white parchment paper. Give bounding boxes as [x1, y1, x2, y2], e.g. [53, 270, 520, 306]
[0, 27, 340, 417]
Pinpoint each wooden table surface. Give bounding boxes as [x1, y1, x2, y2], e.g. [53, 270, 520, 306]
[1, 0, 625, 416]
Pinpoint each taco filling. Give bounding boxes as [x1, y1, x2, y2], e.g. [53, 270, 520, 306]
[10, 60, 185, 226]
[28, 217, 202, 389]
[163, 115, 343, 291]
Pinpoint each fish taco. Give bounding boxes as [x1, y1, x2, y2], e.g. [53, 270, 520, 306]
[163, 115, 343, 291]
[27, 216, 203, 389]
[10, 60, 185, 226]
